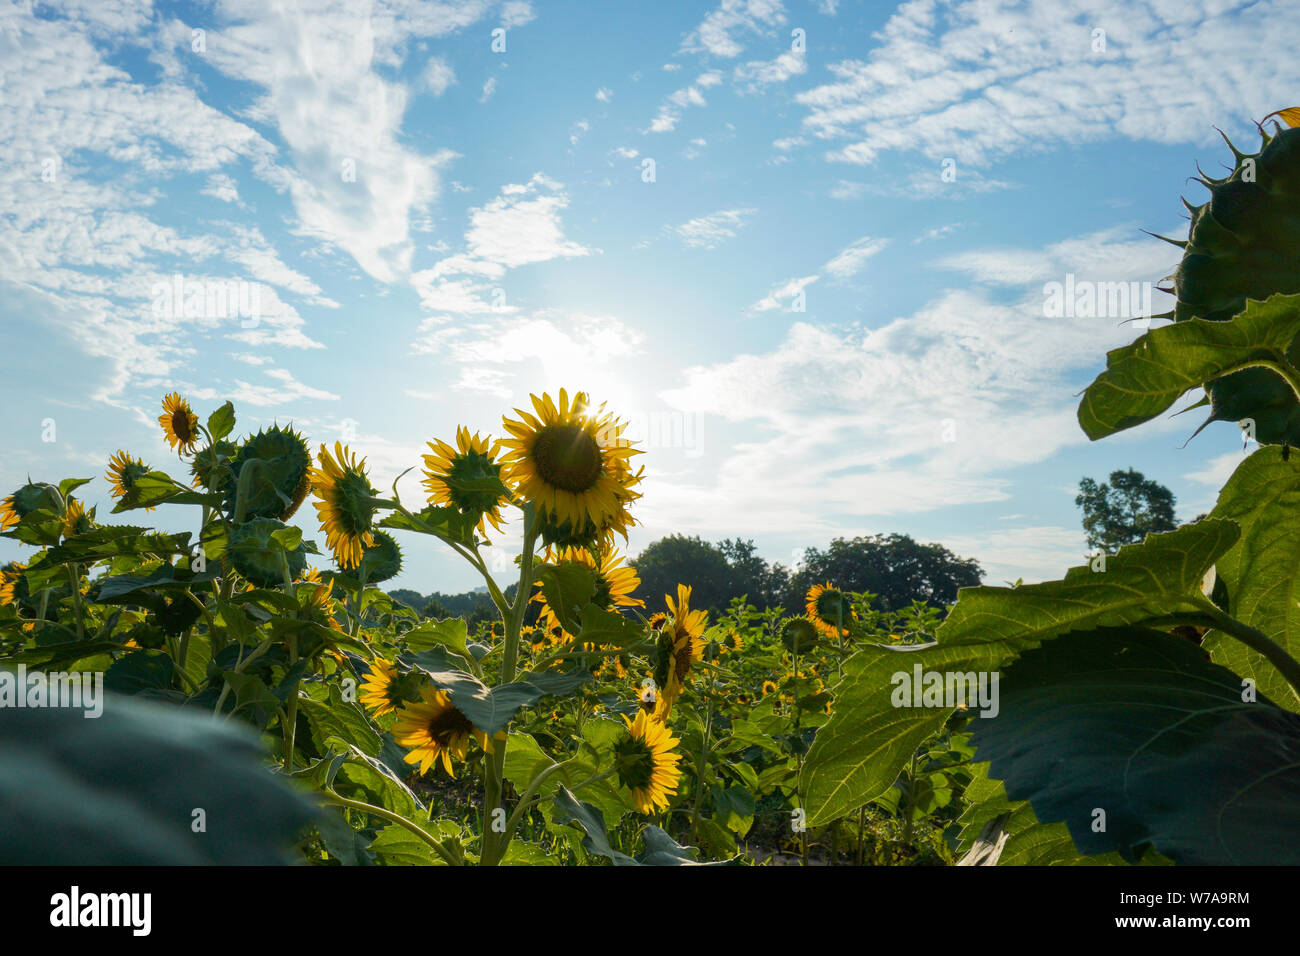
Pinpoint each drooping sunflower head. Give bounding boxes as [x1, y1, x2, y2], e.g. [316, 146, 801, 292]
[106, 450, 152, 505]
[189, 440, 236, 491]
[655, 584, 708, 715]
[229, 517, 308, 587]
[761, 679, 779, 697]
[533, 543, 644, 638]
[0, 562, 27, 606]
[310, 442, 377, 569]
[158, 393, 200, 455]
[297, 567, 339, 628]
[391, 685, 494, 777]
[421, 427, 508, 536]
[61, 498, 92, 539]
[223, 425, 313, 522]
[500, 390, 642, 546]
[805, 582, 854, 639]
[614, 710, 683, 815]
[1, 481, 62, 532]
[780, 616, 819, 655]
[357, 530, 403, 584]
[359, 657, 404, 717]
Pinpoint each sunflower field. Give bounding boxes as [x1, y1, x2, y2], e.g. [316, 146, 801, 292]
[4, 113, 1300, 870]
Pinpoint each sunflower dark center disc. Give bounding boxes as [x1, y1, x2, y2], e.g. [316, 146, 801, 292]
[333, 470, 375, 535]
[533, 424, 602, 493]
[614, 737, 654, 790]
[426, 707, 473, 745]
[171, 410, 195, 442]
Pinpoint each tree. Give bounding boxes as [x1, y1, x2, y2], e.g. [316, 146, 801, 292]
[787, 533, 983, 612]
[630, 535, 740, 613]
[1076, 468, 1177, 553]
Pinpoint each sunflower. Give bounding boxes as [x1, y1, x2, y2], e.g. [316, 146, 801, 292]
[499, 389, 641, 546]
[421, 427, 507, 536]
[106, 450, 152, 507]
[309, 442, 377, 569]
[0, 562, 25, 606]
[1, 482, 61, 532]
[657, 584, 708, 718]
[761, 680, 778, 696]
[805, 582, 855, 639]
[158, 393, 200, 454]
[61, 498, 90, 539]
[359, 658, 403, 716]
[299, 567, 340, 629]
[533, 543, 644, 639]
[0, 497, 17, 533]
[392, 685, 496, 777]
[613, 710, 683, 815]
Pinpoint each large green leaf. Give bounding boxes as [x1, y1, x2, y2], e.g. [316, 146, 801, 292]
[1203, 446, 1300, 711]
[534, 562, 596, 634]
[111, 471, 223, 512]
[799, 522, 1237, 826]
[935, 519, 1238, 652]
[970, 626, 1300, 865]
[300, 684, 381, 756]
[954, 762, 1162, 866]
[1078, 293, 1300, 439]
[0, 692, 316, 863]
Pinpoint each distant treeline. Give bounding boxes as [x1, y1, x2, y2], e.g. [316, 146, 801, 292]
[388, 532, 982, 621]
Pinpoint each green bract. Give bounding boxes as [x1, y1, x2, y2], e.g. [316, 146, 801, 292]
[230, 516, 308, 587]
[223, 425, 313, 521]
[1171, 125, 1300, 445]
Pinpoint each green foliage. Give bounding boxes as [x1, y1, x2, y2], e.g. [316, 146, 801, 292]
[1076, 468, 1177, 552]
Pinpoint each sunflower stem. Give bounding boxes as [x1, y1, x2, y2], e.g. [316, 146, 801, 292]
[480, 504, 538, 866]
[66, 565, 84, 641]
[1194, 596, 1300, 702]
[231, 458, 267, 525]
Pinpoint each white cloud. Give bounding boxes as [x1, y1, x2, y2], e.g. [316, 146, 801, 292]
[596, 86, 613, 102]
[202, 173, 240, 203]
[480, 76, 498, 102]
[411, 175, 592, 320]
[681, 0, 787, 58]
[424, 56, 456, 96]
[824, 236, 889, 278]
[748, 274, 819, 313]
[675, 207, 756, 249]
[500, 1, 536, 29]
[662, 228, 1183, 542]
[646, 71, 724, 133]
[412, 311, 645, 396]
[734, 50, 806, 93]
[792, 0, 1300, 170]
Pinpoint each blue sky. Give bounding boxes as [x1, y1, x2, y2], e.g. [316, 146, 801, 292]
[2, 0, 1297, 594]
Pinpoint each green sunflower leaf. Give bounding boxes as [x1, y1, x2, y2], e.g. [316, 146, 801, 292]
[0, 691, 317, 864]
[799, 521, 1238, 827]
[1077, 293, 1300, 439]
[969, 626, 1300, 865]
[534, 561, 597, 634]
[207, 401, 237, 441]
[1202, 446, 1300, 711]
